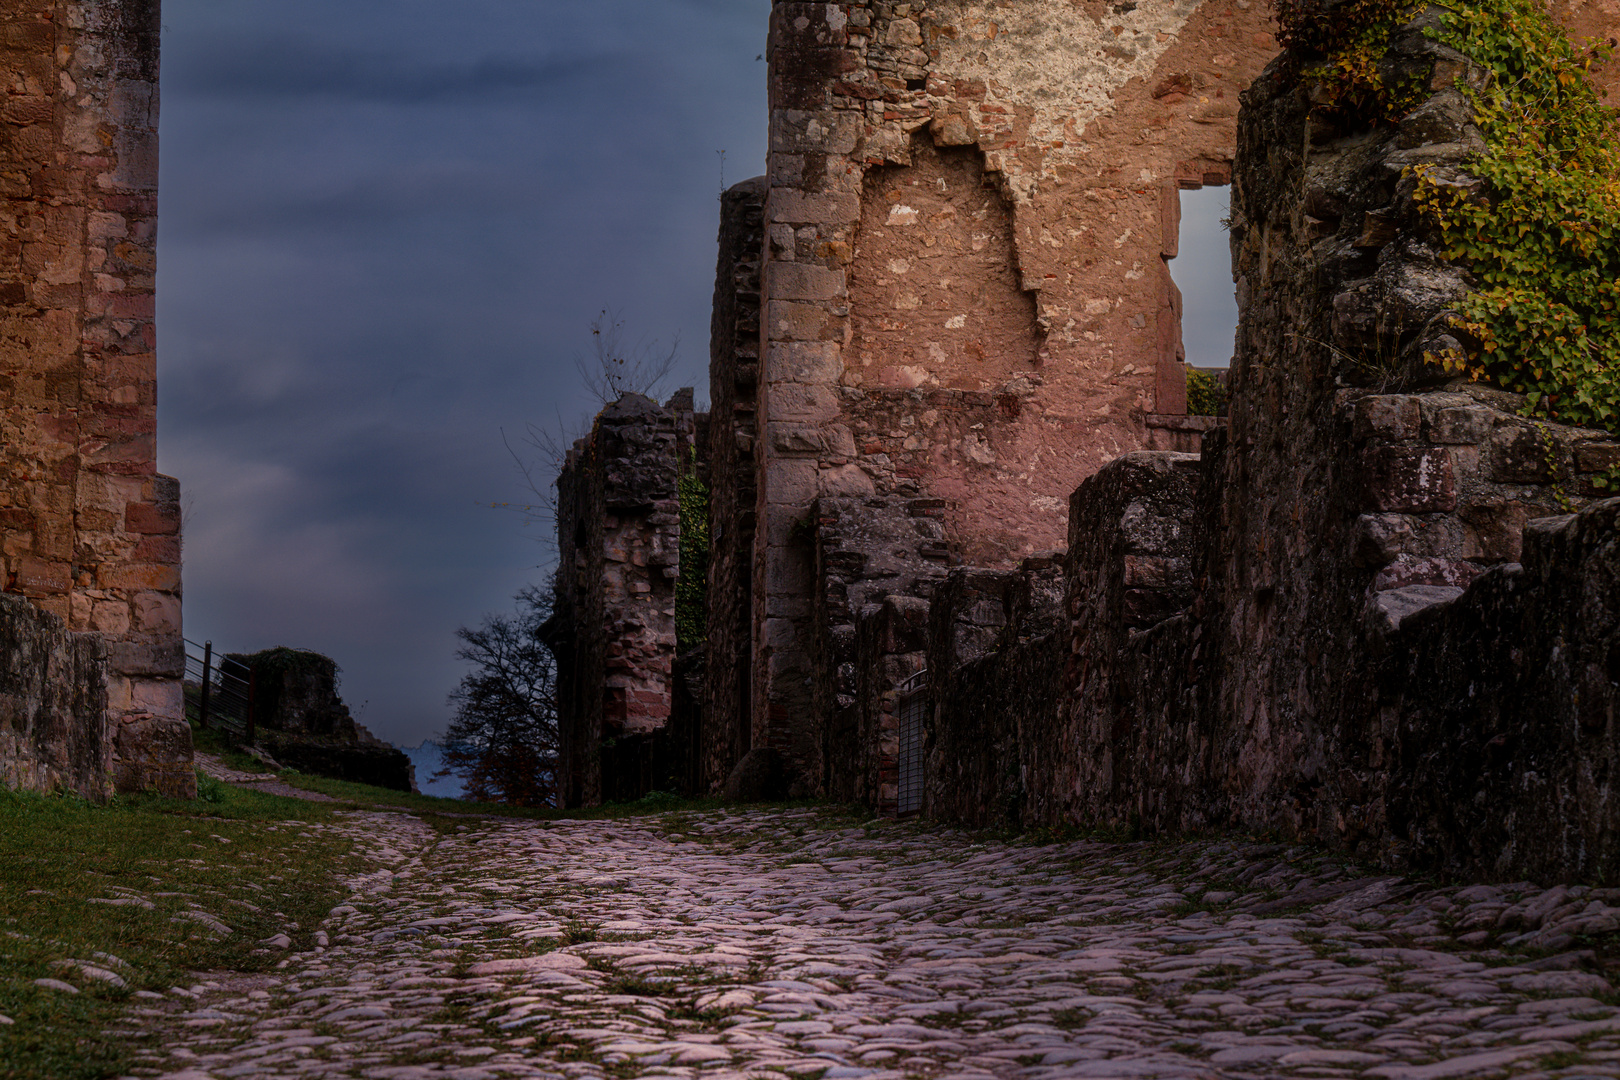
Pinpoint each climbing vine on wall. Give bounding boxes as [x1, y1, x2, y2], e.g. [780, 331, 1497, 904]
[1416, 0, 1620, 434]
[1280, 0, 1620, 435]
[675, 450, 709, 655]
[1274, 0, 1425, 117]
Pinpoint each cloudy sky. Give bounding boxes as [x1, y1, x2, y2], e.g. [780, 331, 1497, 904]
[158, 0, 1234, 750]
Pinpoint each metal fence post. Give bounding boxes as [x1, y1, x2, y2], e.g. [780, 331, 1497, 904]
[199, 641, 213, 730]
[245, 666, 257, 747]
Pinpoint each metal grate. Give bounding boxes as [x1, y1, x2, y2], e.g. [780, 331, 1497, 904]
[896, 669, 927, 817]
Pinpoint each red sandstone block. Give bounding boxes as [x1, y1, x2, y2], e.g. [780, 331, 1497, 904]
[1362, 446, 1457, 513]
[124, 501, 178, 535]
[1, 97, 50, 126]
[132, 535, 180, 563]
[14, 554, 67, 596]
[93, 293, 155, 320]
[98, 562, 181, 592]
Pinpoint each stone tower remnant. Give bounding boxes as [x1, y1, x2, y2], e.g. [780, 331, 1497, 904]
[0, 0, 189, 800]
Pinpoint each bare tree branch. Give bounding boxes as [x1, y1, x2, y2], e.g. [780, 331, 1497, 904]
[574, 308, 679, 405]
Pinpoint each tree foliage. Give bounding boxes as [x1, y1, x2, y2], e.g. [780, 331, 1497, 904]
[437, 586, 559, 806]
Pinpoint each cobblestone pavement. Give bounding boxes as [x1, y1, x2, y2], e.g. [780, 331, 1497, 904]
[130, 806, 1620, 1080]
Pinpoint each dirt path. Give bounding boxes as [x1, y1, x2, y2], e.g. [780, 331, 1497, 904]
[126, 804, 1620, 1080]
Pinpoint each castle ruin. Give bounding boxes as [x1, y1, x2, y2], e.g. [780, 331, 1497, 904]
[552, 0, 1620, 881]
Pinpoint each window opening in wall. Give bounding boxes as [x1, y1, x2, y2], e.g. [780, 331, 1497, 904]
[1169, 185, 1239, 370]
[895, 669, 927, 817]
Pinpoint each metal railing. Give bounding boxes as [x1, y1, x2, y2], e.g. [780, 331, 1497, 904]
[184, 638, 256, 743]
[895, 668, 927, 817]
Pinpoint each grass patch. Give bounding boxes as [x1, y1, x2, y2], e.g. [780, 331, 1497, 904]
[0, 780, 361, 1080]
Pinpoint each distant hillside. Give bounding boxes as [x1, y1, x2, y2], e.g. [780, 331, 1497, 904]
[401, 741, 466, 800]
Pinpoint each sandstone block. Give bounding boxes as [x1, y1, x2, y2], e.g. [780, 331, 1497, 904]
[107, 639, 184, 678]
[768, 341, 843, 384]
[15, 555, 69, 596]
[132, 590, 180, 634]
[819, 463, 874, 498]
[767, 383, 840, 424]
[1488, 425, 1559, 483]
[1368, 584, 1464, 634]
[768, 422, 855, 459]
[1354, 395, 1422, 442]
[767, 261, 845, 302]
[124, 500, 178, 534]
[111, 714, 195, 798]
[767, 300, 840, 342]
[99, 562, 180, 592]
[1429, 405, 1494, 444]
[768, 190, 860, 225]
[1576, 443, 1620, 473]
[767, 460, 819, 504]
[1362, 446, 1456, 513]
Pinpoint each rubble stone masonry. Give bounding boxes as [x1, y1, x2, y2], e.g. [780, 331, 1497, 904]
[551, 393, 698, 806]
[755, 0, 1277, 787]
[917, 7, 1620, 883]
[0, 0, 187, 799]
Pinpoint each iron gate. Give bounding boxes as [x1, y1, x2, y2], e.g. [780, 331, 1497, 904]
[895, 668, 927, 817]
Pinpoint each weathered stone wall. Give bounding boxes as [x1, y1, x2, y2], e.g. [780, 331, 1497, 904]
[896, 10, 1620, 883]
[809, 492, 946, 791]
[0, 0, 188, 798]
[551, 391, 695, 806]
[923, 555, 1063, 825]
[754, 0, 1278, 790]
[0, 592, 109, 797]
[701, 177, 766, 794]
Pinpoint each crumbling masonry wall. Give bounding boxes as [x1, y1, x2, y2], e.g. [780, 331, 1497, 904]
[701, 178, 766, 794]
[911, 10, 1620, 883]
[754, 0, 1279, 791]
[552, 392, 698, 806]
[0, 0, 187, 799]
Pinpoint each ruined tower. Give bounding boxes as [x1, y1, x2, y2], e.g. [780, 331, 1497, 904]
[0, 0, 189, 799]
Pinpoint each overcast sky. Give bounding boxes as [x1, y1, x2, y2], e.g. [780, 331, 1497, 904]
[158, 0, 1234, 749]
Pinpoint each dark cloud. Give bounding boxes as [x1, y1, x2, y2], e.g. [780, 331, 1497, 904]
[169, 38, 609, 103]
[161, 0, 767, 747]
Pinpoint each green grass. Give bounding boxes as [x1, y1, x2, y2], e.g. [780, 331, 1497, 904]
[0, 778, 361, 1080]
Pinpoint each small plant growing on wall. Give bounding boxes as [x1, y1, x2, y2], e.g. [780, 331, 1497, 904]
[675, 448, 709, 654]
[1186, 366, 1229, 417]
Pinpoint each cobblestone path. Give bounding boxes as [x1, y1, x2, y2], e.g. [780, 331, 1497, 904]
[134, 806, 1620, 1080]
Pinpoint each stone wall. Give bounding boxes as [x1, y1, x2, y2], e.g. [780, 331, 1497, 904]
[754, 0, 1278, 791]
[701, 178, 766, 794]
[551, 391, 697, 806]
[0, 0, 188, 798]
[891, 10, 1620, 883]
[0, 592, 109, 797]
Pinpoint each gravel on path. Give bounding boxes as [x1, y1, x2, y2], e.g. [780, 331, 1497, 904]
[123, 805, 1620, 1080]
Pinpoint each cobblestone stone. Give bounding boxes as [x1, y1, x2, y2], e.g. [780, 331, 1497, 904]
[128, 808, 1620, 1080]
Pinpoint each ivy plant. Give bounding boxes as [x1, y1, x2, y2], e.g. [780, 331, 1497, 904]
[1279, 0, 1620, 436]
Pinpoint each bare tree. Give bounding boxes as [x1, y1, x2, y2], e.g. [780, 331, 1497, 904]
[491, 310, 680, 533]
[574, 309, 679, 406]
[435, 586, 558, 806]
